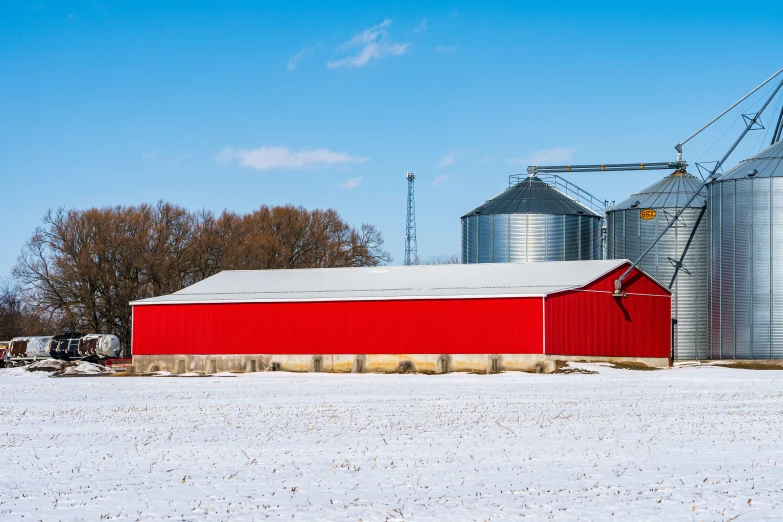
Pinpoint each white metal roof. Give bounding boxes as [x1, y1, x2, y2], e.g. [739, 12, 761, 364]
[131, 260, 647, 305]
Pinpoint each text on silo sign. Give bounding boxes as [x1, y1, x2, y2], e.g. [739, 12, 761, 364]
[640, 209, 657, 220]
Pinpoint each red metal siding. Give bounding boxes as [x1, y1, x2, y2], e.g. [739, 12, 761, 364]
[545, 267, 672, 358]
[579, 264, 670, 296]
[132, 297, 545, 356]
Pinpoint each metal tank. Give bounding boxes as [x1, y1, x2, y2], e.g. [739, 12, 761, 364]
[606, 170, 708, 360]
[461, 174, 603, 263]
[707, 139, 783, 359]
[80, 334, 122, 358]
[49, 333, 85, 360]
[8, 336, 53, 358]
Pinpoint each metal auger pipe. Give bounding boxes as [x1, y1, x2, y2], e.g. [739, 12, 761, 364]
[675, 67, 783, 160]
[615, 75, 783, 294]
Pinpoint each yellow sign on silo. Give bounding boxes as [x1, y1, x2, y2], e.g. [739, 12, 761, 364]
[640, 209, 657, 220]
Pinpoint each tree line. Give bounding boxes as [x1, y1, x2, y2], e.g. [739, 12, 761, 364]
[1, 202, 391, 352]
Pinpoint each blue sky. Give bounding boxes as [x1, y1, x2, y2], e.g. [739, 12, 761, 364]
[1, 1, 782, 277]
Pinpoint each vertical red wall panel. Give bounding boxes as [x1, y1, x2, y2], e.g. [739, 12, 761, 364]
[545, 267, 672, 358]
[132, 297, 545, 356]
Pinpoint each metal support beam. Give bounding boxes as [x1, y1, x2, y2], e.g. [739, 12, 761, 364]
[668, 205, 707, 289]
[773, 105, 783, 145]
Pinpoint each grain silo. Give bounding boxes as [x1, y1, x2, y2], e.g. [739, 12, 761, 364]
[606, 171, 708, 360]
[461, 174, 603, 263]
[707, 139, 783, 359]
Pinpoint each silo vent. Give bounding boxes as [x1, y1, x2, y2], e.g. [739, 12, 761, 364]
[630, 200, 641, 208]
[748, 169, 758, 177]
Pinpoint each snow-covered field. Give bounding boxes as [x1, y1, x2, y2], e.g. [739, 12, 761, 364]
[2, 364, 783, 521]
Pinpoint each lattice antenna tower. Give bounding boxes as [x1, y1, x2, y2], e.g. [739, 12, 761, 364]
[404, 172, 417, 266]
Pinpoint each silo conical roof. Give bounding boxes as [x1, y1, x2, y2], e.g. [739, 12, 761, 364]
[607, 170, 706, 211]
[715, 139, 783, 181]
[461, 176, 601, 218]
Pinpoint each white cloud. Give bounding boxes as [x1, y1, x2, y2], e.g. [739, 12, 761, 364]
[432, 174, 450, 186]
[437, 151, 456, 167]
[508, 147, 578, 166]
[216, 145, 369, 171]
[339, 176, 364, 189]
[327, 19, 408, 69]
[342, 19, 391, 48]
[142, 151, 157, 161]
[435, 45, 458, 53]
[287, 44, 322, 71]
[413, 19, 427, 32]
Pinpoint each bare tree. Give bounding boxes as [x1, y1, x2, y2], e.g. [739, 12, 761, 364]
[417, 254, 461, 265]
[0, 278, 23, 340]
[12, 202, 391, 353]
[0, 278, 52, 339]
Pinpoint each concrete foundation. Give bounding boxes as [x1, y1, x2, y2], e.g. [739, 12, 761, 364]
[131, 353, 670, 374]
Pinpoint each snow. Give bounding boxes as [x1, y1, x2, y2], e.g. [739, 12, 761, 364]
[25, 359, 114, 376]
[1, 364, 783, 520]
[0, 366, 40, 378]
[57, 361, 114, 375]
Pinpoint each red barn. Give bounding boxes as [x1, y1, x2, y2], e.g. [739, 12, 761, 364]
[130, 260, 671, 374]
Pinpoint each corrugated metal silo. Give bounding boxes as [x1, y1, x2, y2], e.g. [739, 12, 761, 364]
[707, 139, 783, 359]
[606, 170, 708, 360]
[461, 175, 603, 263]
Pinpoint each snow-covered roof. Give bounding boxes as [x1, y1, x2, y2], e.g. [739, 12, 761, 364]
[131, 260, 641, 305]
